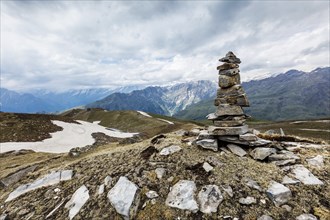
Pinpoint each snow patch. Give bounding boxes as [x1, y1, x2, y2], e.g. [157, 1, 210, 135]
[137, 111, 152, 118]
[158, 118, 174, 125]
[0, 120, 138, 153]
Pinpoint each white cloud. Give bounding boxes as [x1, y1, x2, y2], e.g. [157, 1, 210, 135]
[1, 1, 329, 92]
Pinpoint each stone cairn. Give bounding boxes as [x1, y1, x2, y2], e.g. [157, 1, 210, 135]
[197, 52, 265, 150]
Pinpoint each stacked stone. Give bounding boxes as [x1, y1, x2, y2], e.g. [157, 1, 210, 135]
[208, 51, 250, 136]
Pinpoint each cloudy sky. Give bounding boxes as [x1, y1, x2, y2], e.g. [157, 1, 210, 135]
[1, 0, 329, 92]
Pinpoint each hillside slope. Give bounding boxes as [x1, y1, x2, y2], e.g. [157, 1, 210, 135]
[61, 108, 197, 138]
[175, 67, 330, 121]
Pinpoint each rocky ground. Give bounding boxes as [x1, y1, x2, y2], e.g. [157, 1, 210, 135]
[0, 127, 329, 220]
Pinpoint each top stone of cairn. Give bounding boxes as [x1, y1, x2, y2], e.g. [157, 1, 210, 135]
[219, 51, 241, 64]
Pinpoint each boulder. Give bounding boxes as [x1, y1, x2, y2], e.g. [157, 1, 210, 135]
[108, 176, 139, 220]
[165, 180, 198, 212]
[266, 181, 292, 206]
[250, 148, 276, 160]
[195, 139, 218, 152]
[239, 196, 256, 205]
[209, 125, 248, 136]
[65, 185, 90, 220]
[219, 74, 240, 88]
[227, 144, 247, 157]
[215, 104, 244, 117]
[296, 214, 318, 220]
[159, 145, 182, 156]
[291, 165, 323, 185]
[197, 185, 223, 213]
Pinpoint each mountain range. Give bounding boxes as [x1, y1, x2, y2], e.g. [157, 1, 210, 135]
[0, 86, 144, 113]
[87, 80, 216, 115]
[175, 67, 330, 121]
[1, 67, 329, 121]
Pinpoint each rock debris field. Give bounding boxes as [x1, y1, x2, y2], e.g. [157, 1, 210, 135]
[0, 129, 329, 220]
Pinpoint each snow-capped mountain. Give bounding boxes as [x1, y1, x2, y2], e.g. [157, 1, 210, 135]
[1, 86, 146, 113]
[87, 80, 217, 116]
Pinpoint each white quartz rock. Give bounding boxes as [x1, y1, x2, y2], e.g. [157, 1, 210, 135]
[5, 170, 73, 202]
[107, 176, 139, 220]
[291, 165, 323, 185]
[159, 145, 182, 156]
[65, 185, 90, 220]
[146, 190, 159, 199]
[98, 184, 105, 195]
[165, 180, 198, 212]
[198, 185, 223, 213]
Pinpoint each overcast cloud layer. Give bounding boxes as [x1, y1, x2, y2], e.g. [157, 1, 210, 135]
[1, 1, 329, 92]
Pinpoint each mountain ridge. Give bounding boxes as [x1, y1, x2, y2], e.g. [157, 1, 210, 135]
[175, 67, 330, 121]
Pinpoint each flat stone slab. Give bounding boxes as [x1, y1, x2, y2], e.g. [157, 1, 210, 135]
[239, 133, 258, 141]
[291, 165, 323, 185]
[159, 145, 182, 156]
[0, 165, 37, 187]
[218, 136, 270, 146]
[5, 170, 73, 202]
[306, 155, 324, 168]
[198, 185, 223, 213]
[65, 185, 90, 220]
[227, 144, 247, 157]
[282, 176, 300, 185]
[195, 139, 218, 152]
[165, 180, 198, 212]
[108, 176, 139, 220]
[215, 104, 244, 117]
[250, 147, 276, 160]
[209, 125, 248, 136]
[266, 181, 292, 206]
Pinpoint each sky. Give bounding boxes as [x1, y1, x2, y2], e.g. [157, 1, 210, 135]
[1, 0, 329, 92]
